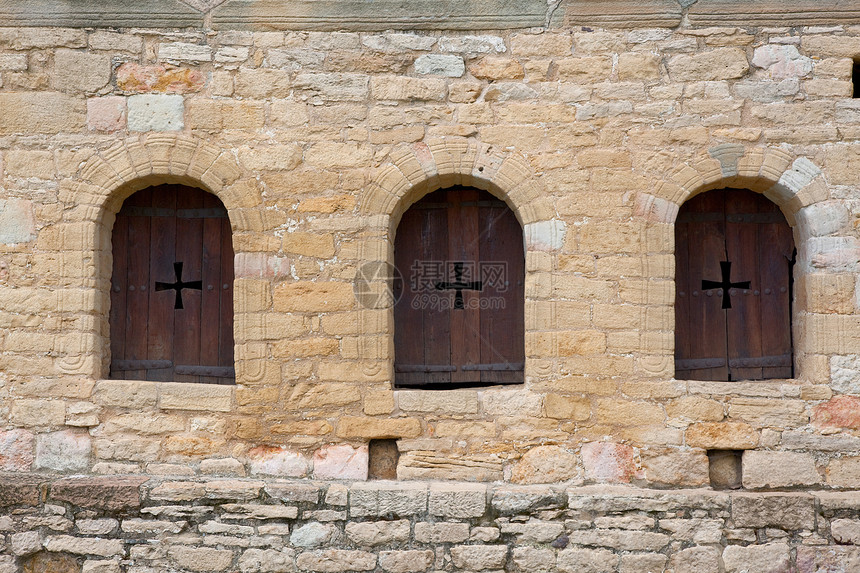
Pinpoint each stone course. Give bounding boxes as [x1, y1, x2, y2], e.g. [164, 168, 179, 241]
[0, 474, 858, 572]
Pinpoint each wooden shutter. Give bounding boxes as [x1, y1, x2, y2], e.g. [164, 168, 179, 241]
[109, 185, 235, 384]
[675, 188, 794, 381]
[393, 187, 524, 388]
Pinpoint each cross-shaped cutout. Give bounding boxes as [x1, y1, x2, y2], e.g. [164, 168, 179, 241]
[155, 262, 202, 310]
[702, 260, 750, 310]
[435, 262, 483, 310]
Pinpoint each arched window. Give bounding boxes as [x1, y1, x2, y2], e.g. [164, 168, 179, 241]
[675, 188, 794, 381]
[393, 187, 524, 389]
[109, 184, 234, 384]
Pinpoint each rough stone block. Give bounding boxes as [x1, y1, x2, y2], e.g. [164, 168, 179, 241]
[50, 476, 147, 511]
[581, 442, 640, 483]
[742, 451, 821, 488]
[345, 519, 410, 546]
[313, 444, 369, 480]
[557, 547, 619, 573]
[296, 550, 376, 572]
[159, 382, 232, 412]
[723, 542, 790, 573]
[428, 482, 486, 518]
[0, 429, 35, 471]
[731, 493, 815, 530]
[414, 54, 464, 77]
[51, 48, 111, 93]
[449, 545, 507, 571]
[511, 445, 581, 485]
[169, 546, 234, 572]
[0, 198, 37, 244]
[35, 429, 91, 472]
[350, 482, 427, 517]
[248, 446, 309, 478]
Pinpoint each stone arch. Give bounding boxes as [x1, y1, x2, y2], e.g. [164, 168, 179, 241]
[634, 144, 829, 229]
[59, 134, 260, 379]
[362, 139, 557, 237]
[635, 145, 839, 383]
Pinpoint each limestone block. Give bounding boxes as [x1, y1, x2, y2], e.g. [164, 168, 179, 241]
[742, 451, 821, 488]
[0, 429, 35, 471]
[828, 456, 860, 488]
[511, 445, 581, 485]
[377, 550, 434, 573]
[127, 94, 184, 131]
[0, 198, 36, 244]
[831, 519, 860, 544]
[89, 30, 142, 53]
[44, 536, 124, 558]
[796, 546, 860, 573]
[92, 380, 158, 408]
[0, 53, 27, 71]
[414, 54, 464, 77]
[87, 97, 127, 132]
[732, 493, 815, 529]
[729, 399, 808, 427]
[246, 446, 308, 477]
[169, 546, 234, 572]
[159, 382, 232, 412]
[349, 482, 427, 517]
[428, 482, 486, 518]
[313, 443, 369, 480]
[296, 550, 375, 572]
[510, 33, 572, 57]
[335, 417, 421, 440]
[200, 458, 246, 476]
[668, 546, 720, 573]
[544, 394, 590, 421]
[468, 57, 524, 80]
[290, 522, 338, 547]
[362, 33, 436, 52]
[556, 56, 613, 82]
[293, 72, 369, 102]
[159, 42, 212, 62]
[78, 519, 119, 535]
[440, 34, 505, 53]
[525, 220, 566, 251]
[10, 531, 41, 556]
[686, 422, 759, 449]
[450, 545, 507, 570]
[397, 390, 478, 414]
[557, 547, 619, 573]
[482, 390, 542, 417]
[116, 62, 204, 93]
[668, 48, 749, 81]
[618, 52, 661, 80]
[581, 442, 640, 483]
[641, 449, 709, 487]
[723, 542, 790, 573]
[10, 399, 65, 427]
[414, 521, 469, 543]
[51, 49, 111, 93]
[345, 520, 410, 546]
[371, 76, 446, 101]
[237, 548, 296, 573]
[813, 395, 860, 431]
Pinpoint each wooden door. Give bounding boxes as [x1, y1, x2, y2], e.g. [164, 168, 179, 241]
[393, 187, 524, 388]
[109, 185, 235, 384]
[675, 189, 794, 381]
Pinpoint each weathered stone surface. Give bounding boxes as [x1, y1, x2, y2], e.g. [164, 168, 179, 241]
[0, 429, 35, 471]
[313, 444, 368, 480]
[686, 422, 759, 449]
[345, 520, 410, 546]
[237, 548, 296, 573]
[429, 482, 486, 518]
[290, 522, 338, 547]
[377, 550, 433, 573]
[414, 54, 464, 77]
[449, 545, 507, 570]
[169, 546, 234, 572]
[295, 550, 376, 572]
[414, 521, 469, 543]
[127, 93, 184, 131]
[350, 482, 427, 517]
[581, 442, 640, 483]
[50, 476, 147, 511]
[0, 91, 87, 134]
[668, 48, 749, 81]
[35, 430, 91, 472]
[796, 545, 860, 573]
[511, 445, 581, 485]
[248, 446, 309, 477]
[813, 396, 860, 430]
[669, 546, 720, 573]
[557, 547, 619, 573]
[732, 493, 815, 530]
[742, 451, 821, 489]
[723, 542, 790, 573]
[44, 535, 124, 558]
[116, 62, 205, 93]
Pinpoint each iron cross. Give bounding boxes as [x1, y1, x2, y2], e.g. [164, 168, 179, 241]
[435, 262, 483, 310]
[702, 260, 750, 310]
[155, 262, 202, 310]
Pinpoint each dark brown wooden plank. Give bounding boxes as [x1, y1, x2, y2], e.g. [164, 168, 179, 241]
[173, 186, 204, 383]
[478, 195, 524, 384]
[124, 188, 152, 380]
[759, 198, 794, 379]
[394, 204, 427, 387]
[109, 209, 129, 378]
[448, 188, 481, 384]
[218, 213, 235, 384]
[421, 190, 452, 385]
[726, 189, 764, 381]
[680, 191, 729, 381]
[148, 185, 177, 381]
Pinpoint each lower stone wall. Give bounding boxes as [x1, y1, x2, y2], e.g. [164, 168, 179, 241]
[2, 474, 860, 573]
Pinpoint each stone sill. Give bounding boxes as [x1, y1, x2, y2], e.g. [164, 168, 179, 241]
[94, 379, 233, 412]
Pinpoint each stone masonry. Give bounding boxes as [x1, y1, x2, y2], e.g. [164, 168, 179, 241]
[2, 0, 860, 569]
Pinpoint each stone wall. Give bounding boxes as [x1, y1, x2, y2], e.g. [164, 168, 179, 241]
[2, 3, 860, 488]
[2, 473, 860, 573]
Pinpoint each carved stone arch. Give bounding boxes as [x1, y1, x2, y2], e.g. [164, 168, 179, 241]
[361, 139, 556, 237]
[635, 145, 834, 382]
[63, 134, 259, 380]
[358, 138, 564, 388]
